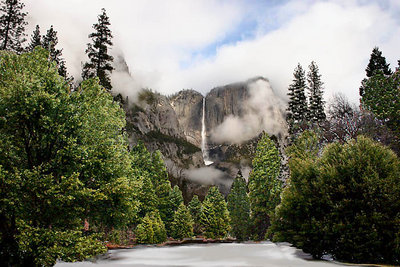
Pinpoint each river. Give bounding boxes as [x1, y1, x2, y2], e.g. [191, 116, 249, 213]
[55, 242, 351, 267]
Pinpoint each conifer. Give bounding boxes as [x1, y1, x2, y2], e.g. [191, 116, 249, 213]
[27, 24, 41, 51]
[227, 170, 250, 240]
[0, 0, 27, 53]
[82, 8, 114, 91]
[200, 186, 230, 239]
[248, 132, 282, 240]
[188, 195, 202, 235]
[307, 61, 326, 124]
[170, 203, 194, 240]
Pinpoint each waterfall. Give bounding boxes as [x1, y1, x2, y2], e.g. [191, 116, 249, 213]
[201, 97, 213, 166]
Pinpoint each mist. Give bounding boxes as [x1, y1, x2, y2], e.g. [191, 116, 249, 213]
[184, 167, 232, 188]
[211, 79, 287, 144]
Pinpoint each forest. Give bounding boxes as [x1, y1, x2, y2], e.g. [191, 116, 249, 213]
[0, 0, 399, 266]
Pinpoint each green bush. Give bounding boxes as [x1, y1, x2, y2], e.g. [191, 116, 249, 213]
[270, 135, 400, 264]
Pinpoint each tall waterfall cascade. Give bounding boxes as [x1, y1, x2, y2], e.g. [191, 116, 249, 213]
[201, 97, 213, 166]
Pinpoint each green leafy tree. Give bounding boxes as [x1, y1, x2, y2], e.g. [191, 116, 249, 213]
[287, 63, 308, 135]
[200, 186, 230, 239]
[227, 170, 250, 241]
[0, 0, 27, 53]
[0, 48, 138, 265]
[27, 24, 41, 51]
[307, 61, 326, 124]
[42, 25, 68, 78]
[136, 211, 167, 244]
[188, 195, 202, 235]
[248, 132, 282, 240]
[82, 8, 114, 91]
[269, 136, 400, 265]
[170, 203, 194, 240]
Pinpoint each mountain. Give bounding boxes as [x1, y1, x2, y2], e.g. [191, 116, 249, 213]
[121, 77, 287, 201]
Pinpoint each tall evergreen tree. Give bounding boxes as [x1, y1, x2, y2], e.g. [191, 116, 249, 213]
[307, 61, 326, 124]
[164, 185, 184, 234]
[0, 0, 27, 53]
[248, 132, 282, 240]
[170, 203, 194, 240]
[365, 47, 392, 78]
[360, 47, 392, 97]
[82, 8, 114, 91]
[27, 24, 41, 51]
[188, 195, 202, 235]
[200, 186, 230, 239]
[287, 64, 308, 135]
[227, 170, 250, 241]
[42, 25, 68, 78]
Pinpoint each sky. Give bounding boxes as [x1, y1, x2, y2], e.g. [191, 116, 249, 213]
[24, 0, 400, 103]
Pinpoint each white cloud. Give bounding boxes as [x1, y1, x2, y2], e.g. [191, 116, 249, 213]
[211, 79, 287, 144]
[24, 0, 400, 104]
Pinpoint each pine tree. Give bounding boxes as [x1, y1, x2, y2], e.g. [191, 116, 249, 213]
[82, 8, 114, 91]
[307, 61, 326, 124]
[42, 25, 68, 78]
[188, 195, 202, 235]
[27, 24, 41, 51]
[163, 185, 184, 233]
[360, 47, 392, 97]
[248, 132, 282, 240]
[136, 175, 158, 220]
[136, 211, 167, 244]
[170, 203, 194, 240]
[0, 0, 27, 53]
[200, 186, 230, 239]
[227, 170, 250, 241]
[365, 47, 392, 78]
[287, 64, 308, 135]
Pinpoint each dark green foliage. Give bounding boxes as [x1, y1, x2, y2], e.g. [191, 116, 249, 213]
[188, 195, 202, 235]
[0, 0, 27, 53]
[27, 24, 41, 51]
[42, 25, 68, 78]
[365, 47, 392, 78]
[200, 186, 230, 239]
[270, 136, 400, 264]
[307, 61, 326, 124]
[135, 211, 167, 244]
[171, 203, 194, 240]
[136, 175, 158, 220]
[164, 185, 184, 234]
[0, 48, 138, 265]
[287, 64, 308, 135]
[82, 8, 114, 90]
[361, 69, 400, 137]
[248, 132, 282, 240]
[227, 170, 250, 240]
[360, 47, 392, 97]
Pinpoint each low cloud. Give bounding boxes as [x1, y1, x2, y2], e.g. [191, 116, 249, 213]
[211, 79, 287, 144]
[184, 166, 229, 187]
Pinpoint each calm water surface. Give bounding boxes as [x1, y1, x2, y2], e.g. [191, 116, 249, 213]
[55, 242, 353, 267]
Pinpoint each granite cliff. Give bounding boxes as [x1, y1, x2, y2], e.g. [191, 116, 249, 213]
[122, 77, 287, 200]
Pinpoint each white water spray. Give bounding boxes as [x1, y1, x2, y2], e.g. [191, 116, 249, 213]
[201, 97, 213, 166]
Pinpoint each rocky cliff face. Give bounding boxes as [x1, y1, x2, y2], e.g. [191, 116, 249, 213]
[123, 77, 287, 200]
[169, 90, 203, 147]
[205, 79, 250, 134]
